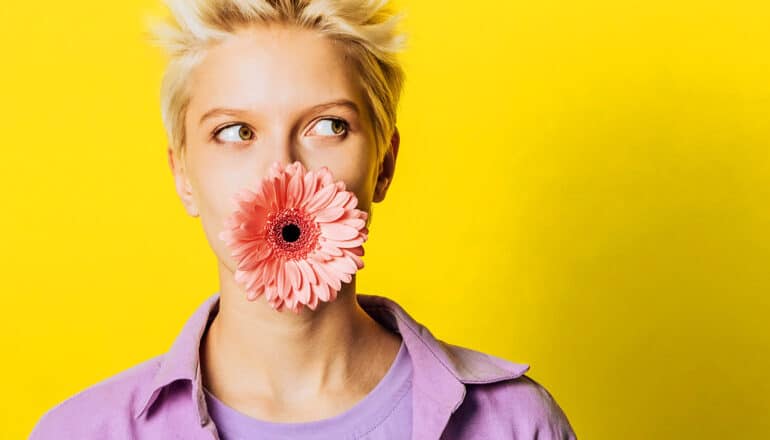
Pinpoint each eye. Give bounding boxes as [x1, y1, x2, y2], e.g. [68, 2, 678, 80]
[308, 118, 348, 137]
[214, 124, 255, 143]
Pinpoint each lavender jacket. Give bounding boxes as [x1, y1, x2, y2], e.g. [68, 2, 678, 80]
[30, 292, 577, 439]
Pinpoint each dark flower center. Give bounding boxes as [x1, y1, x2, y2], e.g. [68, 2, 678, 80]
[266, 208, 320, 260]
[281, 223, 301, 243]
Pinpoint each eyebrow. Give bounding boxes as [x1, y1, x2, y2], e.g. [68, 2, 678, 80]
[198, 99, 360, 125]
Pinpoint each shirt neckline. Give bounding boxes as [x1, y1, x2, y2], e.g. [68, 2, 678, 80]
[203, 338, 412, 440]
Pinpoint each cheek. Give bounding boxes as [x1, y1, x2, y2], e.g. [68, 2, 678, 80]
[188, 158, 258, 260]
[322, 141, 378, 213]
[330, 162, 376, 214]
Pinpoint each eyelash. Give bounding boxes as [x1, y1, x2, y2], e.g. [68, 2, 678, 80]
[211, 117, 350, 144]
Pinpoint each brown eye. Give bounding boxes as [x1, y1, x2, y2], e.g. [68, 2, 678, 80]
[215, 124, 255, 143]
[310, 118, 348, 137]
[331, 119, 345, 134]
[238, 125, 253, 140]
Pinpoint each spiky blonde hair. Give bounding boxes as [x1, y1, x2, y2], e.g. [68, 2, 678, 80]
[144, 0, 407, 164]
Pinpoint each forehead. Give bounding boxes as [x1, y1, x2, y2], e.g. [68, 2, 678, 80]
[187, 24, 362, 115]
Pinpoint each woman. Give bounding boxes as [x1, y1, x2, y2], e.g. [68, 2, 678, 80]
[30, 0, 576, 439]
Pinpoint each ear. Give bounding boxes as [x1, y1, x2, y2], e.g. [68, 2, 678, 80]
[167, 146, 199, 217]
[372, 126, 400, 203]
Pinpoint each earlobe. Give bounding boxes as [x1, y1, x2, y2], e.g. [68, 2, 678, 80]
[373, 127, 400, 203]
[167, 146, 199, 218]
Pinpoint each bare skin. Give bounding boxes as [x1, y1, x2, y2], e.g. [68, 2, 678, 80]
[167, 22, 402, 422]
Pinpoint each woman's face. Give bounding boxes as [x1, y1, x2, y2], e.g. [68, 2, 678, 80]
[169, 24, 397, 275]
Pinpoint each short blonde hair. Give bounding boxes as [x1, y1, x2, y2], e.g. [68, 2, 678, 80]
[145, 0, 407, 164]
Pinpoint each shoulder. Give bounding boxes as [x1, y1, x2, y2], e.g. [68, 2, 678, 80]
[495, 374, 574, 427]
[29, 355, 163, 440]
[435, 340, 576, 439]
[458, 372, 577, 439]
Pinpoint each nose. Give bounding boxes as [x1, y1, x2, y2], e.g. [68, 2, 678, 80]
[262, 126, 301, 171]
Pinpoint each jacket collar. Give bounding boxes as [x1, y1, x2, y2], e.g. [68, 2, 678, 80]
[133, 292, 529, 438]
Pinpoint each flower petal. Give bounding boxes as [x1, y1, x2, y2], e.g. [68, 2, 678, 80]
[296, 258, 318, 286]
[305, 183, 337, 213]
[262, 178, 277, 211]
[310, 258, 342, 292]
[312, 247, 334, 262]
[238, 199, 267, 219]
[296, 277, 311, 305]
[231, 242, 257, 260]
[328, 255, 358, 276]
[345, 245, 365, 257]
[269, 161, 282, 177]
[320, 223, 359, 241]
[265, 258, 279, 289]
[322, 237, 365, 249]
[340, 217, 365, 230]
[320, 168, 334, 186]
[342, 249, 365, 269]
[314, 206, 345, 223]
[284, 260, 301, 291]
[265, 285, 277, 302]
[286, 169, 302, 206]
[245, 265, 265, 290]
[307, 292, 319, 310]
[343, 193, 359, 210]
[246, 284, 264, 301]
[234, 269, 248, 284]
[302, 171, 319, 203]
[232, 225, 264, 242]
[320, 242, 344, 257]
[276, 262, 288, 302]
[313, 281, 331, 302]
[237, 246, 272, 271]
[328, 191, 352, 209]
[269, 294, 283, 310]
[274, 174, 288, 208]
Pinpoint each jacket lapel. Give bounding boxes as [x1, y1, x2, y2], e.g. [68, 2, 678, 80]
[357, 294, 530, 440]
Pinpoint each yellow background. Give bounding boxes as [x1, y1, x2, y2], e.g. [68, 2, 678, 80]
[3, 0, 769, 438]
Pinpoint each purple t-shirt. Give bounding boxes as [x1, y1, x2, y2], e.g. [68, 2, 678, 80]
[203, 340, 413, 440]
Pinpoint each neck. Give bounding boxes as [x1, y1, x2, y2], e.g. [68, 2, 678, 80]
[200, 258, 397, 408]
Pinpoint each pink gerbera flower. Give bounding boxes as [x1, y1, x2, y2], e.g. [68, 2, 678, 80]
[218, 161, 368, 314]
